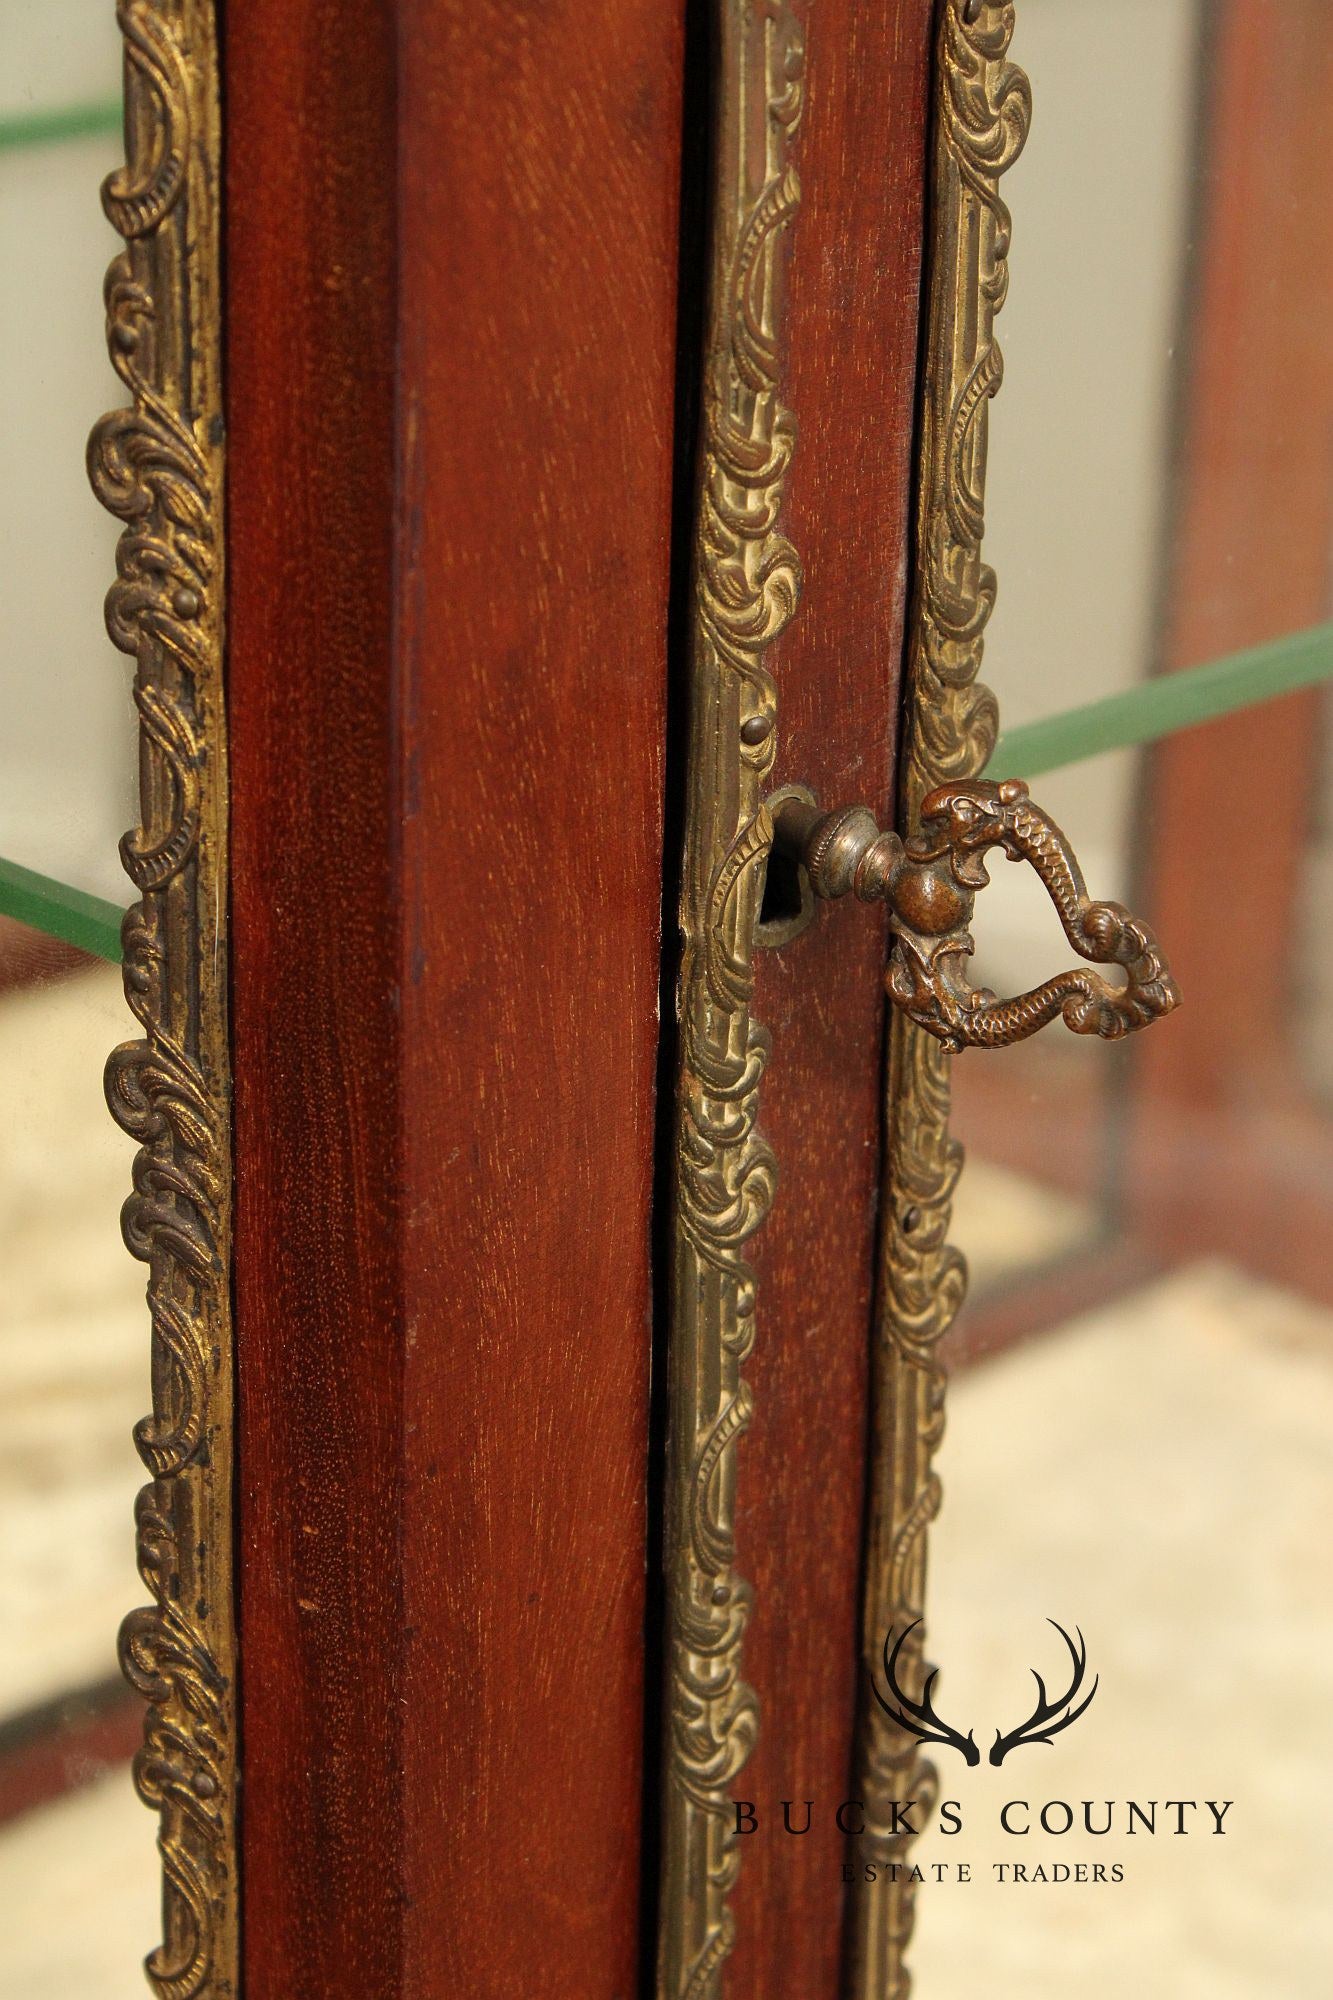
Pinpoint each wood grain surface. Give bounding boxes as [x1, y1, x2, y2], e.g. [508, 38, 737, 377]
[228, 5, 684, 1993]
[228, 10, 402, 1993]
[733, 5, 935, 1994]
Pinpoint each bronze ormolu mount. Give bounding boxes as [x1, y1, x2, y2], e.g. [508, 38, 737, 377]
[772, 778, 1179, 1052]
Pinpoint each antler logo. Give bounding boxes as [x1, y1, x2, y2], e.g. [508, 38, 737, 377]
[988, 1620, 1098, 1766]
[872, 1618, 1099, 1768]
[872, 1620, 980, 1766]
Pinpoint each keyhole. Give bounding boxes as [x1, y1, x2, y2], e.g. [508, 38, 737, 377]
[755, 841, 815, 950]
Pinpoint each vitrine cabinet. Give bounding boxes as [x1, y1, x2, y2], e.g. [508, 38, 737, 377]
[3, 2, 1330, 1997]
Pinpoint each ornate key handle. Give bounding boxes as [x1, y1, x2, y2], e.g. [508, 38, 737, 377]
[772, 778, 1180, 1054]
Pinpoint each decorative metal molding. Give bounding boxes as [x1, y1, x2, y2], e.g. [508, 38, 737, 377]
[847, 4, 1030, 1995]
[88, 4, 235, 1995]
[658, 4, 803, 1994]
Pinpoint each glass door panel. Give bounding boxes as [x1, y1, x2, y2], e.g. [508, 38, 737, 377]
[916, 5, 1333, 1990]
[0, 1, 134, 902]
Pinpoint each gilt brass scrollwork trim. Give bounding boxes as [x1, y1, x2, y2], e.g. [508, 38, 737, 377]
[847, 4, 1031, 1993]
[88, 4, 235, 1993]
[659, 3, 803, 1993]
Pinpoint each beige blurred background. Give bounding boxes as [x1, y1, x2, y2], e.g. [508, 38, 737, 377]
[0, 0, 134, 903]
[0, 5, 156, 1993]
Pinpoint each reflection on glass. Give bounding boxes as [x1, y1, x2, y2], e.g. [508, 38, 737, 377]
[0, 923, 155, 1997]
[0, 0, 134, 902]
[0, 12, 151, 1985]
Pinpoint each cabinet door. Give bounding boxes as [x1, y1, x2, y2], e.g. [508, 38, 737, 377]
[661, 6, 935, 1996]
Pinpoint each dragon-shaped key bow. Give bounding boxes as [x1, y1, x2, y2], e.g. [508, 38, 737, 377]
[772, 778, 1179, 1053]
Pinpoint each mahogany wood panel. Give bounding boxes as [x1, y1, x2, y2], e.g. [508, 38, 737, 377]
[734, 6, 935, 1993]
[229, 9, 401, 1993]
[394, 3, 684, 1992]
[229, 6, 684, 1995]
